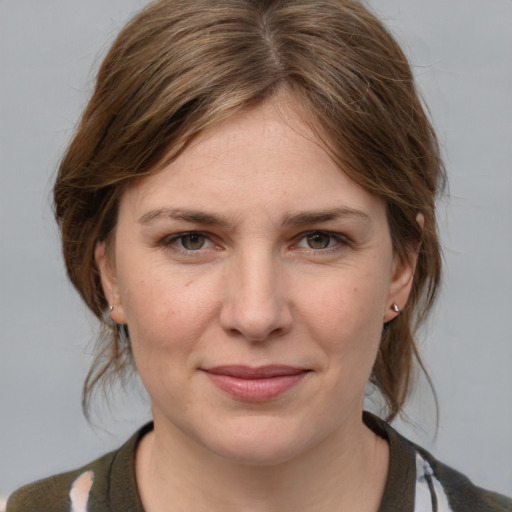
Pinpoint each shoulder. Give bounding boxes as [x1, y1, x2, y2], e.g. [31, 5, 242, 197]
[417, 447, 512, 512]
[6, 451, 116, 512]
[363, 412, 512, 512]
[6, 423, 151, 512]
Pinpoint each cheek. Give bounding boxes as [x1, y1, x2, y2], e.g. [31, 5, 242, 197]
[116, 258, 220, 356]
[299, 267, 389, 344]
[296, 270, 389, 402]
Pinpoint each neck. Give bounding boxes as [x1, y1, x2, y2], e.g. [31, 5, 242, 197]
[135, 413, 389, 512]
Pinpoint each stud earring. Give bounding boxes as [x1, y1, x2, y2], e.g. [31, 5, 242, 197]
[103, 304, 116, 325]
[391, 303, 400, 313]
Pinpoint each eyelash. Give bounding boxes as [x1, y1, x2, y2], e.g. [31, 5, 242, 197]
[161, 231, 215, 255]
[294, 231, 350, 253]
[159, 230, 350, 256]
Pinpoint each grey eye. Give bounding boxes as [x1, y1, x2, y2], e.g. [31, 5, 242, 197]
[180, 233, 206, 250]
[306, 232, 332, 249]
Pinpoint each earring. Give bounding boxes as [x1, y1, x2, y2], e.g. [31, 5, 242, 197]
[103, 305, 115, 325]
[391, 303, 400, 313]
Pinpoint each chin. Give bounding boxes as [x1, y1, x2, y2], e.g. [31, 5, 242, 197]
[197, 417, 319, 467]
[212, 439, 306, 467]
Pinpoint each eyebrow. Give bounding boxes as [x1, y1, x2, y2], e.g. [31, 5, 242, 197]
[138, 206, 371, 228]
[138, 208, 230, 228]
[282, 207, 371, 226]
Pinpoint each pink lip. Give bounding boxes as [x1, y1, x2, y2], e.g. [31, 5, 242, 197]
[202, 365, 309, 401]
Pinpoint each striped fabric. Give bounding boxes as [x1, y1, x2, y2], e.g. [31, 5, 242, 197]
[7, 415, 512, 511]
[414, 453, 453, 512]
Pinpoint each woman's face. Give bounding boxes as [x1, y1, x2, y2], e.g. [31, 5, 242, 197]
[97, 100, 415, 465]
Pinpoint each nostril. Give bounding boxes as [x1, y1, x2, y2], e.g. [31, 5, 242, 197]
[219, 267, 293, 341]
[224, 320, 290, 343]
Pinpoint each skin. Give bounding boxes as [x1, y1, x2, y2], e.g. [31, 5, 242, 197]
[96, 98, 418, 512]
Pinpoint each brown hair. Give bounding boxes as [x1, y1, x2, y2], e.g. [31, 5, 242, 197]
[54, 0, 445, 420]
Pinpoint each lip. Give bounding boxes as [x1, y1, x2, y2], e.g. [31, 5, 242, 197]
[202, 365, 310, 402]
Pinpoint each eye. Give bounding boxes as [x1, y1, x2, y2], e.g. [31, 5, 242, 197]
[295, 231, 346, 250]
[179, 233, 207, 250]
[161, 231, 214, 253]
[306, 232, 332, 249]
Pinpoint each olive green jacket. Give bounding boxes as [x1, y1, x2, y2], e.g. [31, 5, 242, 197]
[7, 414, 512, 511]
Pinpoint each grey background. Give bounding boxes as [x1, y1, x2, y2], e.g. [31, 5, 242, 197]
[1, 0, 511, 502]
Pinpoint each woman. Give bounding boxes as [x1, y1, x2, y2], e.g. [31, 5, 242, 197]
[6, 0, 511, 511]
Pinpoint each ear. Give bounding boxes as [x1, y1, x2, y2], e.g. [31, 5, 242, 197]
[383, 213, 423, 323]
[94, 242, 127, 325]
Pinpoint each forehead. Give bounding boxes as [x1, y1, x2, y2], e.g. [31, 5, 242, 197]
[119, 99, 386, 224]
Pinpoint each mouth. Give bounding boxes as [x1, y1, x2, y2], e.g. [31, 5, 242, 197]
[201, 365, 310, 401]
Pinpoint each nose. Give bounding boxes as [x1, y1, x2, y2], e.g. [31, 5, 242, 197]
[219, 250, 293, 342]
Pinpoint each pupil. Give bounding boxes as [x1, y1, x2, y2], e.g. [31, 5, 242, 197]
[308, 233, 330, 249]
